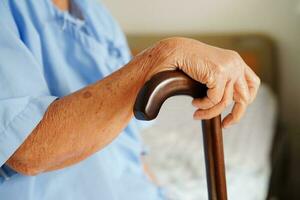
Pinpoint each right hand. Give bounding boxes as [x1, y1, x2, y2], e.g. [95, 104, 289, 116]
[131, 37, 260, 128]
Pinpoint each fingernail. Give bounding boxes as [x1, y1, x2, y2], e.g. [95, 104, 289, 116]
[222, 115, 233, 128]
[193, 113, 200, 120]
[191, 100, 197, 107]
[223, 122, 230, 129]
[193, 114, 198, 120]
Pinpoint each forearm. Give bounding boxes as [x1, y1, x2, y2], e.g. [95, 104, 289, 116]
[6, 37, 260, 176]
[7, 57, 150, 175]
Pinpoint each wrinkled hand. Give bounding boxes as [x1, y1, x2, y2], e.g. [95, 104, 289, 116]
[136, 37, 260, 128]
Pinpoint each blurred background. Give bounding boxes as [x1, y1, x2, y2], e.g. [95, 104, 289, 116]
[102, 0, 300, 199]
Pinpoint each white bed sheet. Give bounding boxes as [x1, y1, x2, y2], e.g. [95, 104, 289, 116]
[140, 84, 277, 200]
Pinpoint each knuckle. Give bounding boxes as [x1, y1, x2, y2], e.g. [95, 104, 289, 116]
[154, 38, 181, 54]
[240, 94, 250, 104]
[159, 37, 184, 49]
[227, 50, 241, 61]
[230, 50, 239, 56]
[255, 76, 261, 86]
[237, 94, 250, 105]
[212, 62, 226, 77]
[240, 99, 249, 106]
[214, 67, 225, 78]
[224, 50, 244, 76]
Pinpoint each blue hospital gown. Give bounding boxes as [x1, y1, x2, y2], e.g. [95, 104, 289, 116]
[0, 0, 164, 199]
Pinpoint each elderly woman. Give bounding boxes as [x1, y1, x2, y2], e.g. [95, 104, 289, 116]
[0, 0, 259, 199]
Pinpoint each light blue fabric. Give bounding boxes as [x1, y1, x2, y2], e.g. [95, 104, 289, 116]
[0, 0, 164, 199]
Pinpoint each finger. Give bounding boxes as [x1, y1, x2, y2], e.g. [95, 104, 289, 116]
[234, 77, 250, 104]
[244, 65, 261, 103]
[193, 81, 233, 120]
[222, 77, 250, 128]
[192, 96, 214, 109]
[222, 100, 247, 128]
[192, 76, 226, 109]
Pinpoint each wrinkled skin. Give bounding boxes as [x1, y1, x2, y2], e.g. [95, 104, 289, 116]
[7, 37, 260, 175]
[137, 37, 260, 128]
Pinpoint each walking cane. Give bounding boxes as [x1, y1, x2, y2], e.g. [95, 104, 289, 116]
[134, 70, 228, 200]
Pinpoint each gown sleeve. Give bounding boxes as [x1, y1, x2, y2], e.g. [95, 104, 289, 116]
[0, 4, 57, 167]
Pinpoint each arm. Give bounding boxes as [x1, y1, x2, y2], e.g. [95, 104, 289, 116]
[6, 37, 260, 175]
[6, 56, 151, 175]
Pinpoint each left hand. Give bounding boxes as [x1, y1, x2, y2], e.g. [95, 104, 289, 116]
[135, 37, 261, 128]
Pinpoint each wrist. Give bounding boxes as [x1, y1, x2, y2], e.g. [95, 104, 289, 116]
[135, 42, 178, 82]
[125, 52, 155, 85]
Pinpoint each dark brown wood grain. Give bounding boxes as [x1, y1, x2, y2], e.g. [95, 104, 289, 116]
[134, 70, 228, 200]
[202, 116, 228, 200]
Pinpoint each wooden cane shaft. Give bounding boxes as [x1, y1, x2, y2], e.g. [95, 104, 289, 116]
[133, 70, 228, 200]
[202, 116, 227, 200]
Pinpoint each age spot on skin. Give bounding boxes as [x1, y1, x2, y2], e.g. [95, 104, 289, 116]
[83, 91, 92, 99]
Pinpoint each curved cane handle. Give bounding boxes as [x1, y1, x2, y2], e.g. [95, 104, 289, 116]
[133, 70, 227, 200]
[134, 70, 207, 120]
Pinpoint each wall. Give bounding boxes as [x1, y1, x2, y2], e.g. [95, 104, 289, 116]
[102, 0, 300, 130]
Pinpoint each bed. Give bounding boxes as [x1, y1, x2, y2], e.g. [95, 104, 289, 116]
[127, 34, 278, 200]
